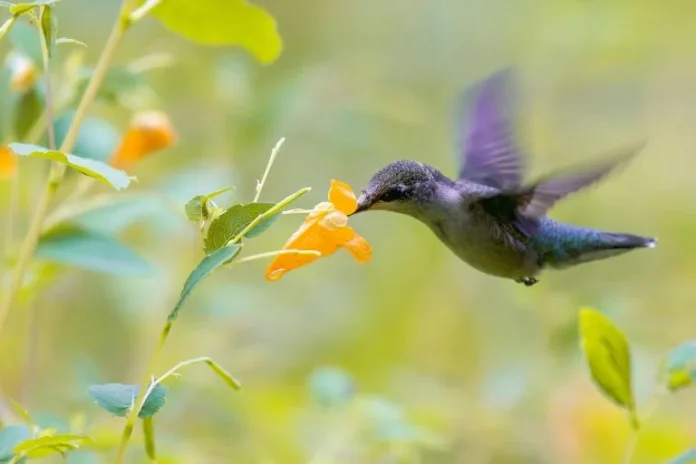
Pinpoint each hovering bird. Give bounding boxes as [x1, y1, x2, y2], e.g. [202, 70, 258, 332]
[351, 69, 656, 286]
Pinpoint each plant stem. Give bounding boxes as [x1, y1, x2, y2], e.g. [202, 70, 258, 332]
[0, 2, 134, 339]
[229, 249, 320, 265]
[0, 15, 17, 45]
[622, 393, 663, 464]
[1, 169, 19, 279]
[254, 137, 285, 202]
[142, 417, 156, 462]
[115, 321, 172, 463]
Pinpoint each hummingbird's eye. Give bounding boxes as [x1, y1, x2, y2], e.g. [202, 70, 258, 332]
[380, 185, 407, 203]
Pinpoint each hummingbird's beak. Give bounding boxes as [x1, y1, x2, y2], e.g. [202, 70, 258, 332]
[351, 193, 371, 215]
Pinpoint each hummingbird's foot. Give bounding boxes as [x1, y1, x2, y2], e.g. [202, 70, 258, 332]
[516, 277, 538, 287]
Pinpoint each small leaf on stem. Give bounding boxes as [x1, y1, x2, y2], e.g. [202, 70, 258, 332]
[661, 341, 696, 392]
[8, 143, 134, 189]
[204, 203, 277, 253]
[168, 244, 242, 321]
[147, 0, 282, 64]
[578, 308, 638, 428]
[88, 383, 167, 419]
[39, 5, 57, 58]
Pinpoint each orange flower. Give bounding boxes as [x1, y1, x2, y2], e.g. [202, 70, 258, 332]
[110, 111, 176, 170]
[265, 180, 372, 281]
[0, 146, 17, 179]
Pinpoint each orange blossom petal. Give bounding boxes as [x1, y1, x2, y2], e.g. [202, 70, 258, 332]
[328, 179, 357, 215]
[110, 111, 176, 170]
[0, 146, 17, 179]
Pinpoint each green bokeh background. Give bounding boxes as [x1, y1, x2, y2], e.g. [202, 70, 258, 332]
[1, 0, 696, 462]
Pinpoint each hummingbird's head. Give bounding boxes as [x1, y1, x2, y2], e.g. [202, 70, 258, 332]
[352, 160, 446, 216]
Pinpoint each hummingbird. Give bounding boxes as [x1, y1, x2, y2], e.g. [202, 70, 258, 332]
[350, 69, 656, 286]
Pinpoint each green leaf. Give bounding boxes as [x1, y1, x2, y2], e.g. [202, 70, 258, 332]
[203, 358, 241, 391]
[7, 21, 41, 63]
[668, 449, 696, 464]
[0, 426, 31, 462]
[8, 143, 133, 190]
[7, 400, 32, 426]
[184, 185, 234, 223]
[142, 418, 156, 461]
[12, 87, 42, 141]
[204, 203, 277, 253]
[168, 244, 241, 321]
[13, 434, 90, 459]
[36, 225, 154, 276]
[148, 0, 282, 64]
[39, 5, 57, 58]
[13, 436, 87, 460]
[54, 112, 120, 162]
[578, 308, 637, 427]
[661, 341, 696, 392]
[88, 383, 167, 419]
[8, 0, 60, 17]
[56, 37, 86, 48]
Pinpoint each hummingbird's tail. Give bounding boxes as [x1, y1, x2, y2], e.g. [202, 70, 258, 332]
[532, 220, 657, 269]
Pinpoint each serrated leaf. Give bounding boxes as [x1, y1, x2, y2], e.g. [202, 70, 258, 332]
[661, 341, 696, 392]
[668, 449, 696, 464]
[88, 383, 167, 419]
[13, 434, 90, 459]
[203, 358, 241, 391]
[54, 112, 120, 162]
[168, 244, 241, 321]
[8, 143, 133, 189]
[7, 21, 42, 63]
[36, 225, 154, 276]
[578, 308, 637, 427]
[204, 203, 277, 253]
[0, 426, 31, 462]
[149, 0, 282, 64]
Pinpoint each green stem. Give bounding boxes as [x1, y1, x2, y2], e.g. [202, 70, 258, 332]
[253, 137, 285, 202]
[229, 249, 320, 265]
[0, 1, 134, 339]
[115, 321, 172, 463]
[142, 417, 156, 462]
[0, 15, 17, 45]
[230, 187, 311, 246]
[622, 393, 663, 464]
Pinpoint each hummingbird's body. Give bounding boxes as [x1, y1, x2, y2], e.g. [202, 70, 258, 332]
[352, 70, 656, 285]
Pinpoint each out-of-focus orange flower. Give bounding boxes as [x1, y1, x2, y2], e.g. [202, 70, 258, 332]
[0, 146, 17, 179]
[6, 52, 38, 93]
[265, 180, 372, 281]
[110, 111, 175, 170]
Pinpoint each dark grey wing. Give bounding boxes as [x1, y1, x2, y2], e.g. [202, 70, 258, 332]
[479, 141, 646, 236]
[457, 68, 525, 190]
[518, 141, 646, 218]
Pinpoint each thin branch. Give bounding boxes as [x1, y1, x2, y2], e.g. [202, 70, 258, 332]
[253, 137, 285, 203]
[228, 249, 320, 266]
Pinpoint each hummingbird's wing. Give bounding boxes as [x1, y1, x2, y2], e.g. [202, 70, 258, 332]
[457, 68, 525, 191]
[478, 141, 646, 236]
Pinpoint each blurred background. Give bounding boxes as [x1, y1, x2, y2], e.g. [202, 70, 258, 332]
[1, 0, 696, 462]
